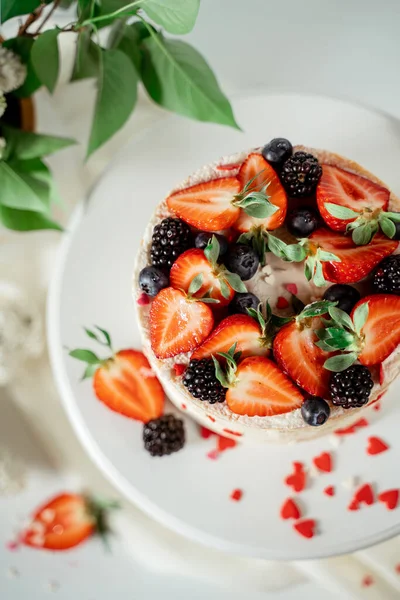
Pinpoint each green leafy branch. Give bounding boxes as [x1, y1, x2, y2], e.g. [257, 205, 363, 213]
[68, 325, 115, 379]
[325, 203, 400, 245]
[232, 170, 278, 220]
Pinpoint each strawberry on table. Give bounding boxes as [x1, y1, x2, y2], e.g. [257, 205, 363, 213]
[22, 493, 118, 551]
[170, 236, 246, 307]
[317, 165, 400, 244]
[149, 287, 215, 358]
[69, 326, 164, 422]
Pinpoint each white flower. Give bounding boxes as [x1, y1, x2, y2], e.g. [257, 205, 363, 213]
[0, 46, 27, 93]
[0, 92, 6, 119]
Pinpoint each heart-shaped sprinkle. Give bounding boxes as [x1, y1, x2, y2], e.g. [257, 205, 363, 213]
[293, 519, 316, 539]
[200, 426, 214, 439]
[362, 575, 374, 587]
[293, 461, 304, 473]
[324, 486, 335, 497]
[137, 292, 150, 306]
[335, 417, 369, 436]
[285, 464, 306, 493]
[348, 498, 360, 511]
[379, 364, 385, 386]
[313, 452, 333, 473]
[207, 415, 216, 423]
[378, 489, 399, 510]
[367, 436, 389, 455]
[352, 483, 374, 508]
[395, 564, 400, 574]
[230, 489, 243, 501]
[223, 428, 243, 437]
[280, 498, 301, 520]
[173, 363, 186, 376]
[217, 436, 237, 452]
[276, 296, 289, 309]
[206, 449, 219, 460]
[285, 283, 298, 295]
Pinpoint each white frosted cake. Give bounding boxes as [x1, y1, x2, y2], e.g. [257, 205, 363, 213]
[133, 139, 400, 443]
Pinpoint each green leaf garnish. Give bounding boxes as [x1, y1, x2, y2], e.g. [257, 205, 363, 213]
[219, 278, 231, 300]
[328, 307, 355, 331]
[188, 273, 204, 295]
[353, 301, 369, 336]
[325, 203, 359, 220]
[323, 352, 358, 372]
[221, 272, 247, 293]
[69, 349, 102, 364]
[384, 212, 400, 222]
[351, 223, 374, 245]
[379, 216, 396, 239]
[204, 235, 220, 267]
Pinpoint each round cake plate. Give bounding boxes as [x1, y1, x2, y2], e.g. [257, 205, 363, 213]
[48, 93, 400, 560]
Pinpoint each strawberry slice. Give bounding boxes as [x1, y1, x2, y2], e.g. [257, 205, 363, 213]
[191, 314, 269, 360]
[235, 153, 287, 232]
[352, 294, 400, 365]
[22, 493, 116, 551]
[309, 228, 398, 283]
[166, 177, 241, 231]
[149, 287, 214, 358]
[273, 318, 333, 398]
[69, 328, 164, 422]
[226, 356, 303, 417]
[317, 165, 390, 231]
[170, 247, 238, 307]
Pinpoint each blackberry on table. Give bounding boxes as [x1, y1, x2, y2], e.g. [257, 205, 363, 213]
[143, 414, 185, 457]
[280, 151, 322, 197]
[183, 358, 226, 404]
[329, 365, 373, 409]
[372, 254, 400, 295]
[150, 217, 193, 270]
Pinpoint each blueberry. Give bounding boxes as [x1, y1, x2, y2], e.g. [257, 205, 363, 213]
[323, 284, 361, 314]
[286, 207, 319, 238]
[139, 266, 169, 297]
[301, 396, 330, 426]
[229, 292, 260, 315]
[262, 138, 293, 168]
[194, 232, 228, 257]
[224, 244, 259, 281]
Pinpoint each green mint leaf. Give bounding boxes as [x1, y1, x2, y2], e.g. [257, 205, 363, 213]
[242, 198, 278, 219]
[318, 250, 341, 262]
[241, 169, 267, 194]
[353, 301, 369, 335]
[0, 206, 62, 232]
[188, 273, 204, 295]
[95, 325, 113, 348]
[304, 257, 314, 281]
[0, 162, 48, 212]
[84, 328, 100, 342]
[284, 244, 308, 262]
[199, 297, 220, 304]
[313, 260, 326, 287]
[291, 295, 305, 314]
[81, 363, 99, 380]
[315, 339, 336, 352]
[352, 223, 373, 245]
[328, 306, 355, 331]
[299, 300, 335, 320]
[1, 0, 41, 22]
[271, 315, 293, 327]
[87, 49, 138, 157]
[71, 30, 101, 81]
[222, 272, 247, 293]
[323, 352, 358, 372]
[204, 235, 219, 266]
[219, 278, 231, 300]
[384, 211, 400, 222]
[265, 233, 289, 259]
[2, 37, 41, 97]
[322, 328, 356, 350]
[237, 232, 252, 245]
[139, 0, 200, 34]
[379, 215, 396, 239]
[212, 356, 229, 388]
[324, 203, 359, 220]
[2, 126, 75, 160]
[246, 307, 259, 320]
[141, 33, 239, 129]
[69, 348, 101, 364]
[31, 29, 60, 93]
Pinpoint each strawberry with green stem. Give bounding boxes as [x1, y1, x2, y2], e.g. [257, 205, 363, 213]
[170, 235, 246, 306]
[69, 326, 164, 422]
[317, 164, 400, 244]
[314, 294, 400, 371]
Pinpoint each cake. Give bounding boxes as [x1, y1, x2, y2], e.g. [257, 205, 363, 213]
[133, 139, 400, 443]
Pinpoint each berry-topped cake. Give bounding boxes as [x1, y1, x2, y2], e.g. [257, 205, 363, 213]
[133, 138, 400, 442]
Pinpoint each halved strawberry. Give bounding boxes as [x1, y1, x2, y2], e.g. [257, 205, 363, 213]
[352, 294, 400, 365]
[235, 153, 287, 232]
[273, 318, 334, 398]
[166, 177, 241, 231]
[317, 165, 390, 231]
[69, 328, 164, 422]
[149, 287, 214, 358]
[309, 228, 398, 283]
[225, 356, 303, 417]
[191, 314, 269, 360]
[22, 493, 116, 551]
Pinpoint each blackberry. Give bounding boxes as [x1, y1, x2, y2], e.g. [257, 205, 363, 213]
[329, 365, 373, 409]
[372, 255, 400, 295]
[281, 151, 322, 197]
[183, 358, 226, 404]
[143, 414, 185, 457]
[150, 217, 192, 270]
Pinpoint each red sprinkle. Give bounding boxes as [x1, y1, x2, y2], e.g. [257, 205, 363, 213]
[349, 483, 374, 510]
[173, 363, 186, 376]
[395, 564, 400, 574]
[367, 436, 389, 456]
[324, 486, 335, 497]
[137, 292, 150, 306]
[276, 296, 290, 309]
[207, 415, 216, 423]
[335, 417, 369, 436]
[181, 404, 187, 410]
[6, 540, 20, 551]
[230, 489, 243, 502]
[362, 575, 374, 587]
[223, 428, 243, 437]
[285, 283, 298, 295]
[373, 402, 381, 411]
[293, 519, 316, 539]
[285, 464, 306, 493]
[200, 426, 215, 439]
[293, 462, 304, 473]
[207, 449, 219, 460]
[313, 451, 333, 473]
[216, 163, 241, 171]
[217, 436, 237, 452]
[378, 489, 399, 511]
[379, 363, 385, 386]
[280, 498, 301, 520]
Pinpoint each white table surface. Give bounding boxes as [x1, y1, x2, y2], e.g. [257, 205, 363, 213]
[1, 2, 400, 598]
